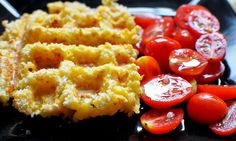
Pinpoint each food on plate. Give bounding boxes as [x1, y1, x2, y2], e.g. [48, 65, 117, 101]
[0, 0, 142, 121]
[187, 93, 228, 124]
[140, 108, 184, 134]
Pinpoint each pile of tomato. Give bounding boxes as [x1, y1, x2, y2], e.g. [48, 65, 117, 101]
[134, 4, 236, 136]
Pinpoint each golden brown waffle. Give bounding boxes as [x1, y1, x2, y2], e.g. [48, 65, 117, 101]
[0, 0, 142, 121]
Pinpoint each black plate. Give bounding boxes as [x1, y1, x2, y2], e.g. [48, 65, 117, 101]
[1, 0, 236, 141]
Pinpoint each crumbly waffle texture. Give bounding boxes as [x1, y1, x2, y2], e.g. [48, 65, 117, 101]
[0, 0, 142, 121]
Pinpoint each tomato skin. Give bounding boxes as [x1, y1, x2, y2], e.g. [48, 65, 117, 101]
[134, 14, 160, 29]
[174, 5, 209, 29]
[188, 10, 220, 37]
[187, 93, 228, 124]
[142, 74, 192, 109]
[173, 28, 197, 49]
[195, 32, 227, 62]
[195, 62, 225, 83]
[145, 37, 181, 73]
[135, 56, 162, 82]
[140, 108, 184, 135]
[210, 101, 236, 136]
[197, 85, 236, 100]
[142, 17, 175, 45]
[169, 49, 208, 76]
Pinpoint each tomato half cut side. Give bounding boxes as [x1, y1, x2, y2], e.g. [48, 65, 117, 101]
[197, 85, 236, 100]
[173, 28, 197, 49]
[142, 74, 192, 108]
[195, 32, 227, 62]
[145, 37, 181, 73]
[142, 16, 175, 45]
[134, 14, 161, 29]
[135, 56, 162, 82]
[195, 62, 225, 83]
[188, 9, 220, 36]
[187, 93, 228, 124]
[210, 101, 236, 136]
[174, 4, 209, 29]
[140, 108, 184, 135]
[169, 49, 208, 76]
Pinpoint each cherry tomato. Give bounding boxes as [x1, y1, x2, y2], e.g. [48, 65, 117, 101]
[173, 28, 197, 49]
[169, 49, 208, 76]
[135, 56, 162, 82]
[142, 74, 192, 108]
[210, 101, 236, 136]
[142, 17, 175, 45]
[195, 62, 225, 83]
[145, 37, 181, 73]
[188, 10, 220, 37]
[197, 85, 236, 100]
[140, 108, 184, 134]
[187, 93, 228, 124]
[174, 5, 209, 29]
[184, 77, 198, 96]
[134, 14, 160, 29]
[195, 32, 227, 62]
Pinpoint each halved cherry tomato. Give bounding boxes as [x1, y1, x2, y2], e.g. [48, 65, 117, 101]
[174, 5, 208, 29]
[195, 32, 227, 62]
[188, 10, 220, 37]
[187, 93, 228, 124]
[184, 77, 198, 96]
[142, 74, 192, 109]
[140, 108, 184, 134]
[142, 17, 175, 45]
[195, 62, 225, 83]
[210, 101, 236, 136]
[197, 85, 236, 100]
[173, 28, 197, 49]
[134, 14, 160, 29]
[169, 49, 208, 76]
[135, 56, 162, 82]
[145, 37, 181, 73]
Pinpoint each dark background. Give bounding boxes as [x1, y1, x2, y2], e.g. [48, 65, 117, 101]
[0, 0, 236, 141]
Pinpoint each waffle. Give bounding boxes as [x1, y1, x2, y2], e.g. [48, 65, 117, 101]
[0, 0, 142, 121]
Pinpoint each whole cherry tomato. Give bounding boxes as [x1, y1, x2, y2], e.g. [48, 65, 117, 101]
[173, 28, 197, 49]
[134, 14, 161, 29]
[187, 93, 228, 124]
[145, 37, 181, 73]
[135, 56, 162, 82]
[142, 17, 175, 46]
[140, 108, 184, 134]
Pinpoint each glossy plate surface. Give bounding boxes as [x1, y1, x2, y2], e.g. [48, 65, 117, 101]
[0, 0, 236, 140]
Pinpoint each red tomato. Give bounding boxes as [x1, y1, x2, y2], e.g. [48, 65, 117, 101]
[134, 14, 160, 29]
[135, 56, 162, 82]
[142, 74, 192, 108]
[142, 17, 175, 45]
[197, 85, 236, 100]
[210, 101, 236, 136]
[195, 62, 225, 83]
[184, 77, 198, 96]
[140, 108, 184, 134]
[169, 49, 208, 76]
[173, 28, 197, 49]
[145, 37, 181, 73]
[187, 93, 228, 124]
[188, 10, 220, 37]
[174, 5, 209, 29]
[195, 32, 227, 62]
